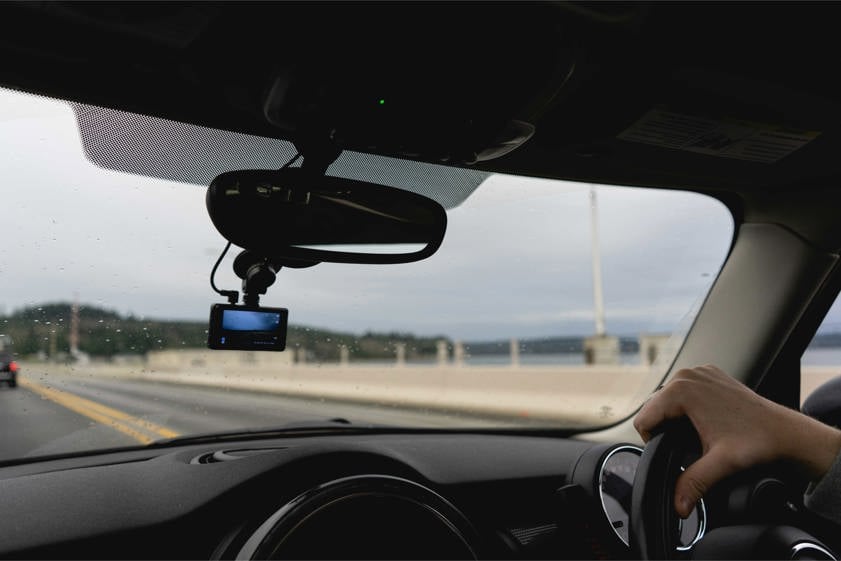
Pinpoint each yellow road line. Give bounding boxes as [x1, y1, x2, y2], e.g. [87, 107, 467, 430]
[19, 376, 180, 444]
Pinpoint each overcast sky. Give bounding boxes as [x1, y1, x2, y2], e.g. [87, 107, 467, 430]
[0, 88, 750, 341]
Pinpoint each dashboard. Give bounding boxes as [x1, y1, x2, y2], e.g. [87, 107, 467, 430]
[0, 430, 825, 559]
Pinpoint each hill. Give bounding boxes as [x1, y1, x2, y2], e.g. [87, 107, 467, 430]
[0, 303, 449, 361]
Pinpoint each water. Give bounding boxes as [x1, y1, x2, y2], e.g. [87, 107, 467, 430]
[353, 347, 841, 368]
[470, 347, 841, 367]
[354, 352, 641, 367]
[802, 347, 841, 367]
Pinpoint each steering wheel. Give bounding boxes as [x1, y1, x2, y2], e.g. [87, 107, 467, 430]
[629, 418, 701, 559]
[629, 418, 838, 560]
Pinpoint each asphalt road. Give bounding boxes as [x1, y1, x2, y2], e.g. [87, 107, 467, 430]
[0, 372, 528, 462]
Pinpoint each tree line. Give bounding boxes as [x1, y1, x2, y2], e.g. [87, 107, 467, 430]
[0, 303, 450, 362]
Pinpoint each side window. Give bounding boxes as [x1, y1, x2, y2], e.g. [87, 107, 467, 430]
[802, 298, 841, 411]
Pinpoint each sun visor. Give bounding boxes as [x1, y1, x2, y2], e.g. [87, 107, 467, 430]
[70, 102, 489, 209]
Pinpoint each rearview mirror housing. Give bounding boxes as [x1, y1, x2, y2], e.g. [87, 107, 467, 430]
[206, 168, 447, 264]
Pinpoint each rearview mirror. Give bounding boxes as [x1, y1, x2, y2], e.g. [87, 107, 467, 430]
[206, 168, 447, 264]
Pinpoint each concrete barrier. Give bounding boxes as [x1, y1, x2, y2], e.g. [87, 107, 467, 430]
[146, 349, 294, 370]
[20, 352, 841, 426]
[27, 360, 655, 426]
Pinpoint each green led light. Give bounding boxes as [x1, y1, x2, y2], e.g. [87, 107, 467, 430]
[378, 99, 385, 105]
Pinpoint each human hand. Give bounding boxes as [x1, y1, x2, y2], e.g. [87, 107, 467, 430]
[634, 364, 841, 518]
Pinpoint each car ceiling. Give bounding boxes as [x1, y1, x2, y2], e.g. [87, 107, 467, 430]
[1, 2, 841, 205]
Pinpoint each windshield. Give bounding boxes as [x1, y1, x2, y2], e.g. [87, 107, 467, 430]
[0, 88, 734, 461]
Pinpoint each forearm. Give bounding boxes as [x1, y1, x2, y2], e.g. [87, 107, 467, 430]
[782, 406, 841, 525]
[776, 403, 841, 481]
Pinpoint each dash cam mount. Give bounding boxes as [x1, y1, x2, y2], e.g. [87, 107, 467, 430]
[233, 250, 317, 307]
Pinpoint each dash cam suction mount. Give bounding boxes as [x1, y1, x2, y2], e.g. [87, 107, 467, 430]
[233, 251, 317, 307]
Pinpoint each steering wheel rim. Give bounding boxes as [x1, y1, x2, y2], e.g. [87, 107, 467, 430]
[630, 418, 839, 560]
[630, 418, 701, 560]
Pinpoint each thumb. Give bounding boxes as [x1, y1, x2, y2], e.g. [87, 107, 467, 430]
[673, 445, 733, 518]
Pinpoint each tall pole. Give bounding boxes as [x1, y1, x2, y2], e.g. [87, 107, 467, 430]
[590, 186, 606, 337]
[70, 294, 79, 356]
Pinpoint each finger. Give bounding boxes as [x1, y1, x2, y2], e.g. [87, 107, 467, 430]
[634, 387, 686, 442]
[673, 445, 733, 518]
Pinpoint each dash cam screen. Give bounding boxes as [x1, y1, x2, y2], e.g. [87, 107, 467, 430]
[222, 309, 282, 332]
[208, 304, 288, 351]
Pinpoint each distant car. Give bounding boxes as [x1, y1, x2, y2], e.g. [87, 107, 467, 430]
[0, 353, 18, 388]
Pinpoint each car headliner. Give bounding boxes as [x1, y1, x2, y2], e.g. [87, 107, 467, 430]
[1, 4, 841, 246]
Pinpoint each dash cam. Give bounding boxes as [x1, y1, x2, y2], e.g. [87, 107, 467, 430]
[207, 304, 289, 351]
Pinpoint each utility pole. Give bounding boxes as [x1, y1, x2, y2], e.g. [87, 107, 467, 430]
[70, 294, 79, 357]
[49, 330, 56, 360]
[584, 186, 619, 364]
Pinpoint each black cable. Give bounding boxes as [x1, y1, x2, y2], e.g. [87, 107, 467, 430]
[281, 152, 302, 169]
[210, 241, 238, 304]
[210, 241, 232, 295]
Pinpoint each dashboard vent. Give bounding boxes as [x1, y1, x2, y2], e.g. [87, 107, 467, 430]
[191, 448, 286, 465]
[509, 523, 559, 546]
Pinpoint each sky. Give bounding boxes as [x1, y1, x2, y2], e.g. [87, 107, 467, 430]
[0, 88, 744, 342]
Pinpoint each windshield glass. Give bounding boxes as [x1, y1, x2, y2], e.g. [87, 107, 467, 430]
[0, 88, 734, 460]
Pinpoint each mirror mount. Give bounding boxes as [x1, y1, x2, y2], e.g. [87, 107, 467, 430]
[293, 131, 342, 178]
[233, 250, 318, 307]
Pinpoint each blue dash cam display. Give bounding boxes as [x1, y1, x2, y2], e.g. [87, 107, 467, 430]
[208, 304, 288, 351]
[223, 309, 282, 331]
